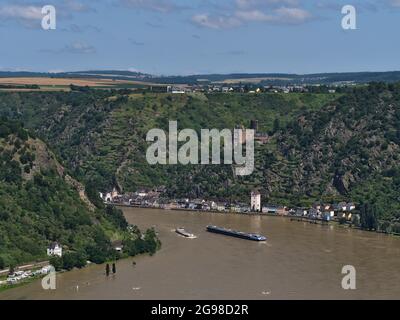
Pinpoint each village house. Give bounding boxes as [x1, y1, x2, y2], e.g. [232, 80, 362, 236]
[136, 189, 148, 197]
[240, 205, 250, 213]
[322, 212, 332, 221]
[324, 206, 335, 218]
[47, 242, 62, 257]
[104, 192, 112, 202]
[312, 202, 322, 211]
[202, 202, 211, 211]
[295, 208, 308, 216]
[333, 202, 356, 214]
[308, 208, 319, 218]
[338, 201, 347, 212]
[111, 187, 118, 199]
[229, 204, 241, 213]
[262, 205, 278, 214]
[101, 187, 119, 203]
[216, 202, 227, 212]
[276, 206, 288, 216]
[112, 240, 124, 253]
[323, 204, 331, 211]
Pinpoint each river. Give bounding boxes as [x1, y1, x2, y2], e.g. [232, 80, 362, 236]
[1, 208, 399, 300]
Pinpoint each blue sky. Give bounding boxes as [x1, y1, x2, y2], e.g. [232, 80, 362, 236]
[0, 0, 399, 75]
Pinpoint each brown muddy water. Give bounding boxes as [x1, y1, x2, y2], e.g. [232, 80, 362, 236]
[1, 208, 399, 300]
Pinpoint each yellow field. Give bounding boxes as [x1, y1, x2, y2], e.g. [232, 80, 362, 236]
[0, 77, 163, 88]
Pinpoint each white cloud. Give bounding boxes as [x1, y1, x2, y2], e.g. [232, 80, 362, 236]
[236, 7, 311, 24]
[236, 0, 299, 9]
[62, 24, 101, 33]
[120, 0, 184, 12]
[193, 3, 312, 29]
[389, 0, 400, 7]
[62, 0, 94, 13]
[192, 0, 312, 29]
[235, 10, 274, 22]
[42, 41, 96, 54]
[274, 7, 312, 23]
[63, 41, 96, 54]
[192, 14, 242, 29]
[0, 1, 95, 28]
[0, 5, 42, 21]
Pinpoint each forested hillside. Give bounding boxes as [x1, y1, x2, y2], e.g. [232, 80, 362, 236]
[0, 90, 337, 196]
[272, 83, 400, 219]
[0, 118, 159, 269]
[1, 84, 400, 224]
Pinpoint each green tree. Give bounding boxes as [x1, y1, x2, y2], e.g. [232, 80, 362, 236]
[9, 263, 16, 275]
[360, 203, 378, 231]
[62, 252, 77, 271]
[144, 228, 161, 256]
[273, 118, 280, 133]
[49, 256, 63, 271]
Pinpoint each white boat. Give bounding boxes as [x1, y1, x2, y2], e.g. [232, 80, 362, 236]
[175, 228, 197, 239]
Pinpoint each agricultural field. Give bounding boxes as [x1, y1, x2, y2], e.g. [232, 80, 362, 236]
[0, 77, 164, 91]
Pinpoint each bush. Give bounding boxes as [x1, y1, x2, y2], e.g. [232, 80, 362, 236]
[86, 182, 105, 209]
[61, 251, 87, 271]
[106, 205, 128, 229]
[49, 255, 63, 271]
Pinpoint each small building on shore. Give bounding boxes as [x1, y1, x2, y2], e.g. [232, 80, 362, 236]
[47, 242, 62, 257]
[262, 205, 278, 214]
[251, 191, 261, 212]
[112, 240, 124, 253]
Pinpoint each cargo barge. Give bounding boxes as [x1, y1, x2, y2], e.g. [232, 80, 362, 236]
[206, 225, 266, 241]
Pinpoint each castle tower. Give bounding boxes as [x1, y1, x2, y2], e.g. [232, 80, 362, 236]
[251, 190, 261, 212]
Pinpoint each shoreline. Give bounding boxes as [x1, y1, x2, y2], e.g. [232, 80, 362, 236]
[115, 203, 400, 237]
[114, 202, 339, 223]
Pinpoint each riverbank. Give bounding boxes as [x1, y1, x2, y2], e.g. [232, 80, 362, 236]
[0, 260, 49, 277]
[0, 274, 42, 293]
[112, 203, 400, 238]
[0, 263, 53, 293]
[113, 203, 304, 219]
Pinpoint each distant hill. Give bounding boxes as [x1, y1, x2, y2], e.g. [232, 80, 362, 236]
[2, 70, 400, 85]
